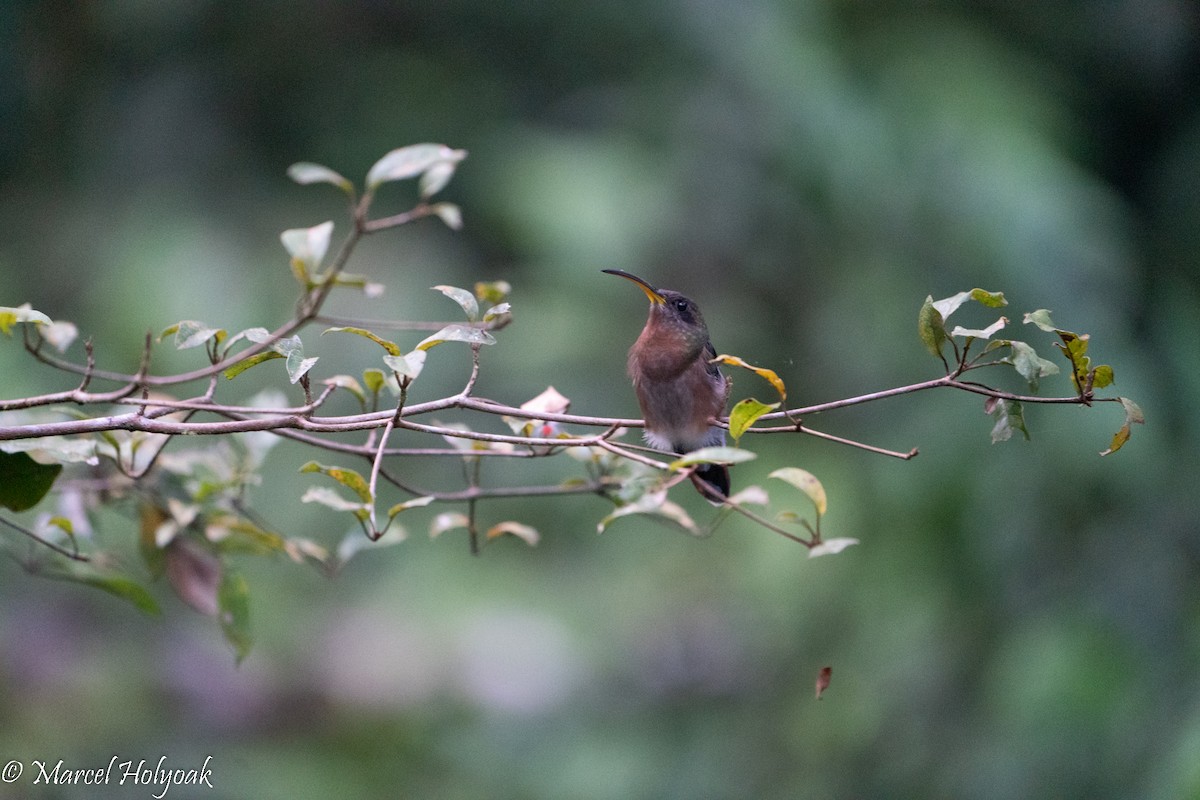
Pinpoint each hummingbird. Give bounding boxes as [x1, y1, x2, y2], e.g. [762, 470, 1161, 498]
[603, 269, 732, 502]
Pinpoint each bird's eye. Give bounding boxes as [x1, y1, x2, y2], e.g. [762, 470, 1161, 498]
[675, 299, 689, 312]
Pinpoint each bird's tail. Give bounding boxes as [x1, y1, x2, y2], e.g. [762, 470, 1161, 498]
[691, 463, 730, 505]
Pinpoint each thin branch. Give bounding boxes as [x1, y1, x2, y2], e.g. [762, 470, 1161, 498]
[0, 516, 90, 562]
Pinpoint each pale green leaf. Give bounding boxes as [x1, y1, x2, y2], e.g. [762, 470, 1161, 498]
[300, 486, 369, 514]
[431, 285, 480, 321]
[431, 202, 463, 230]
[986, 398, 1029, 443]
[386, 495, 436, 519]
[486, 521, 540, 546]
[168, 320, 224, 350]
[483, 302, 512, 323]
[322, 374, 366, 403]
[1023, 309, 1058, 332]
[769, 467, 827, 516]
[0, 303, 52, 335]
[40, 320, 78, 352]
[727, 485, 770, 506]
[382, 350, 427, 380]
[280, 221, 334, 282]
[1007, 341, 1060, 391]
[416, 324, 495, 351]
[430, 512, 470, 538]
[419, 160, 459, 199]
[287, 162, 353, 194]
[950, 316, 1008, 341]
[596, 492, 699, 536]
[365, 144, 466, 190]
[808, 538, 860, 558]
[670, 446, 757, 469]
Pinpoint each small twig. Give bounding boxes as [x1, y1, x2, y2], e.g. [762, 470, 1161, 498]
[0, 516, 90, 562]
[718, 499, 811, 546]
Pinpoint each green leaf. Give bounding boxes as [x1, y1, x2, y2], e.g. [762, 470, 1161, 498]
[769, 467, 827, 516]
[727, 398, 780, 442]
[65, 570, 161, 615]
[670, 446, 757, 469]
[808, 537, 860, 559]
[596, 492, 699, 536]
[218, 570, 253, 664]
[486, 521, 540, 546]
[299, 461, 372, 503]
[1091, 364, 1115, 389]
[0, 303, 52, 335]
[475, 280, 512, 305]
[416, 324, 496, 351]
[932, 288, 1008, 319]
[431, 284, 480, 321]
[918, 296, 946, 358]
[280, 221, 334, 284]
[0, 451, 63, 511]
[950, 316, 1008, 341]
[322, 326, 401, 356]
[365, 144, 466, 190]
[0, 436, 98, 465]
[1023, 309, 1058, 332]
[362, 368, 387, 395]
[287, 162, 354, 195]
[968, 288, 1008, 308]
[1006, 341, 1060, 391]
[270, 334, 319, 384]
[162, 320, 225, 350]
[1100, 397, 1145, 456]
[483, 302, 512, 324]
[223, 350, 283, 380]
[986, 398, 1029, 443]
[322, 374, 366, 404]
[382, 350, 427, 380]
[385, 495, 436, 519]
[1057, 331, 1092, 393]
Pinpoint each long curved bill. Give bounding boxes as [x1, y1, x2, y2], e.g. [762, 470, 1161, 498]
[602, 269, 665, 305]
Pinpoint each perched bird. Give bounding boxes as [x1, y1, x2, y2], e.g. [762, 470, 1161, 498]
[603, 269, 732, 502]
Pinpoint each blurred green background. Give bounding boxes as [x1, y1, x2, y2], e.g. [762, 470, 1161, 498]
[2, 1, 1198, 798]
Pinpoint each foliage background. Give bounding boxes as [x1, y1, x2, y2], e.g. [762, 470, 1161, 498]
[1, 1, 1198, 797]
